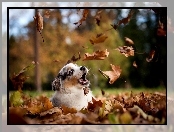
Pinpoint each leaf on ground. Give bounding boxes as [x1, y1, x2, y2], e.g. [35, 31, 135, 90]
[99, 64, 122, 84]
[10, 91, 24, 107]
[26, 96, 53, 115]
[87, 97, 103, 112]
[83, 49, 109, 61]
[125, 37, 134, 45]
[61, 105, 77, 115]
[146, 50, 155, 62]
[33, 11, 44, 42]
[115, 46, 134, 57]
[74, 9, 89, 28]
[95, 10, 102, 26]
[89, 33, 108, 44]
[119, 111, 132, 124]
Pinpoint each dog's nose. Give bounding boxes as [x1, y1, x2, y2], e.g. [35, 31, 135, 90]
[80, 66, 86, 71]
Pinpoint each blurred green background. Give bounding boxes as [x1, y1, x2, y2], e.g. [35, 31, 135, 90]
[8, 8, 167, 92]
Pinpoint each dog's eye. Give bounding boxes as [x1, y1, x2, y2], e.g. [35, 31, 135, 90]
[68, 69, 74, 76]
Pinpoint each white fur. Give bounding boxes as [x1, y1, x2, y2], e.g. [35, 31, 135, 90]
[50, 63, 93, 111]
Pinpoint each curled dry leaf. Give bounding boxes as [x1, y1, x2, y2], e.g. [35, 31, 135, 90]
[87, 97, 103, 112]
[146, 50, 155, 62]
[33, 11, 44, 42]
[115, 46, 134, 57]
[95, 10, 102, 26]
[67, 52, 81, 64]
[133, 61, 138, 68]
[89, 33, 108, 45]
[99, 64, 122, 84]
[83, 49, 109, 61]
[10, 62, 36, 91]
[44, 9, 50, 18]
[74, 9, 89, 27]
[118, 9, 134, 26]
[125, 37, 134, 44]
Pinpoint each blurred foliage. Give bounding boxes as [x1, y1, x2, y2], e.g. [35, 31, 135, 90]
[9, 8, 166, 90]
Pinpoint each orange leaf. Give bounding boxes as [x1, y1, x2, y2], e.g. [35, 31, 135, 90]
[115, 46, 134, 57]
[74, 9, 89, 27]
[33, 11, 44, 42]
[100, 64, 122, 84]
[83, 49, 109, 61]
[146, 50, 155, 62]
[89, 33, 108, 44]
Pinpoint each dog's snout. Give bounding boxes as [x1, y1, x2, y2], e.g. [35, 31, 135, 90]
[80, 66, 86, 71]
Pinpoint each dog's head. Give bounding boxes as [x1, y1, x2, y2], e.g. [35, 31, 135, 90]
[52, 63, 90, 91]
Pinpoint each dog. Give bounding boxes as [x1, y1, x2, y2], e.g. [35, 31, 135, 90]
[50, 63, 93, 111]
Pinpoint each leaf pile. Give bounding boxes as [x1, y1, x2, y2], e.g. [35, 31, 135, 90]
[9, 91, 166, 124]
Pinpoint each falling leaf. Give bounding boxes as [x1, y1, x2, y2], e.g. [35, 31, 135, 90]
[111, 23, 118, 30]
[115, 46, 134, 57]
[10, 62, 36, 91]
[44, 9, 50, 18]
[95, 10, 102, 26]
[67, 52, 81, 64]
[118, 9, 134, 26]
[89, 33, 108, 44]
[125, 37, 134, 44]
[83, 49, 109, 61]
[74, 9, 89, 27]
[33, 11, 44, 42]
[133, 61, 138, 68]
[146, 50, 155, 62]
[99, 64, 122, 84]
[101, 89, 105, 96]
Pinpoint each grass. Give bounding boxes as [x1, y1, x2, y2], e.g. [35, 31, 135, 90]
[13, 87, 166, 98]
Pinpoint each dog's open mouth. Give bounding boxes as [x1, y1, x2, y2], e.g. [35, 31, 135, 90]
[78, 73, 89, 85]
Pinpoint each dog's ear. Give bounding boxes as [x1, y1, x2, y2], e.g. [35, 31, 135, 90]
[52, 75, 61, 91]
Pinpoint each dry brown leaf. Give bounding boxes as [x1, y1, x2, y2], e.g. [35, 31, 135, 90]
[111, 23, 118, 30]
[115, 46, 134, 57]
[83, 49, 109, 61]
[61, 105, 77, 115]
[44, 9, 50, 18]
[146, 50, 155, 62]
[26, 96, 53, 115]
[89, 33, 108, 44]
[125, 37, 134, 44]
[118, 9, 134, 26]
[133, 61, 138, 68]
[100, 64, 122, 84]
[67, 52, 81, 64]
[87, 97, 103, 112]
[74, 9, 89, 27]
[33, 11, 44, 42]
[95, 10, 102, 26]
